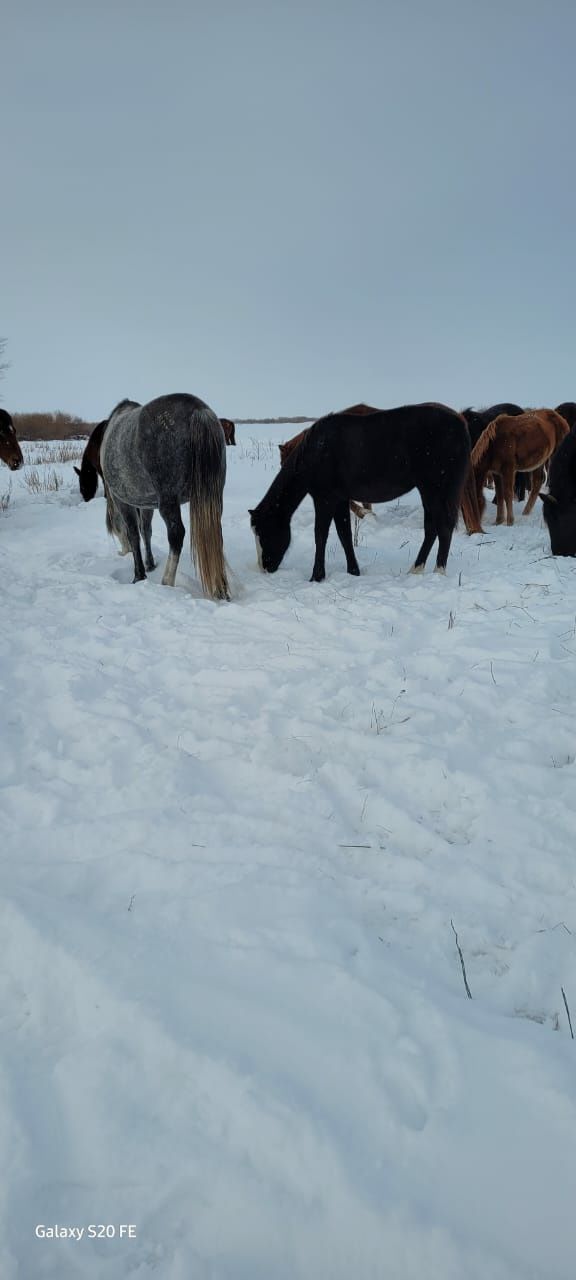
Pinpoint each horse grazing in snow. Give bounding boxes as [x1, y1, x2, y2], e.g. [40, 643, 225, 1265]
[471, 409, 569, 527]
[0, 410, 24, 471]
[75, 420, 107, 500]
[541, 426, 576, 555]
[250, 403, 481, 582]
[100, 393, 229, 599]
[462, 404, 527, 501]
[279, 404, 380, 520]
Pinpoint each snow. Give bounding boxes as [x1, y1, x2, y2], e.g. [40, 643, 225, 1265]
[1, 428, 576, 1279]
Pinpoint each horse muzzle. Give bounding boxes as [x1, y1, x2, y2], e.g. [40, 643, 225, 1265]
[9, 457, 24, 471]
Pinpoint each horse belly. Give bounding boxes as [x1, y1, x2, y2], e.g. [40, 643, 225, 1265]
[351, 479, 412, 504]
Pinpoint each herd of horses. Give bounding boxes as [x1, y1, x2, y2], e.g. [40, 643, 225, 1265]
[2, 396, 576, 599]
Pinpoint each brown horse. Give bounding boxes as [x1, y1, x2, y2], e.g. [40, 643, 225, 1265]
[279, 404, 379, 519]
[0, 410, 24, 471]
[471, 409, 569, 526]
[220, 418, 236, 446]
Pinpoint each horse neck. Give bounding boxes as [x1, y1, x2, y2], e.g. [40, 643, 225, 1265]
[260, 454, 310, 520]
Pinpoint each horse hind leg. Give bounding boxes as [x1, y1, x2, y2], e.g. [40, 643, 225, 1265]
[159, 498, 185, 587]
[523, 467, 544, 516]
[120, 503, 147, 582]
[333, 501, 360, 575]
[411, 507, 437, 573]
[138, 508, 156, 571]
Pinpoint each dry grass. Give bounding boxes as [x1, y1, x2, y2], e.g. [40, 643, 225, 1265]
[23, 467, 65, 494]
[24, 441, 84, 465]
[0, 482, 11, 513]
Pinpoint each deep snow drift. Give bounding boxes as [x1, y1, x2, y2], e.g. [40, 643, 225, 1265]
[1, 429, 576, 1279]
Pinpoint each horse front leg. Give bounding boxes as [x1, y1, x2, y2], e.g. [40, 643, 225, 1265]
[159, 498, 185, 587]
[310, 496, 335, 582]
[501, 466, 515, 526]
[523, 467, 543, 516]
[138, 508, 156, 571]
[494, 474, 506, 524]
[120, 503, 147, 582]
[333, 501, 360, 575]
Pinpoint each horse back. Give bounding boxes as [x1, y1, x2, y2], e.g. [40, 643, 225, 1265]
[305, 403, 469, 502]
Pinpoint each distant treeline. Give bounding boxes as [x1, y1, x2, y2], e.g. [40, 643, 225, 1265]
[235, 416, 313, 424]
[12, 411, 315, 439]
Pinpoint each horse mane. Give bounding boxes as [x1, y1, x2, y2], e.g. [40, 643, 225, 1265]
[470, 417, 500, 467]
[109, 398, 140, 417]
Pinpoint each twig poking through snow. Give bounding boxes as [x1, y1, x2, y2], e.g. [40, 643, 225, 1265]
[561, 987, 574, 1039]
[451, 920, 473, 999]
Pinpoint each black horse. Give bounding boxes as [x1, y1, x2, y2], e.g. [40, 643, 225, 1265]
[462, 404, 527, 501]
[249, 403, 482, 583]
[74, 419, 107, 500]
[541, 426, 576, 555]
[555, 403, 576, 431]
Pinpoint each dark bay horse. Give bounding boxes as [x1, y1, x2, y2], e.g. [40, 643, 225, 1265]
[250, 403, 482, 582]
[471, 409, 569, 526]
[75, 419, 107, 500]
[220, 418, 236, 445]
[279, 403, 380, 519]
[541, 426, 576, 555]
[100, 394, 229, 599]
[0, 411, 24, 471]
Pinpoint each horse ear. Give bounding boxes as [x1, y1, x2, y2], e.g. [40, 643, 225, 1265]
[74, 465, 81, 475]
[539, 492, 556, 505]
[248, 508, 254, 517]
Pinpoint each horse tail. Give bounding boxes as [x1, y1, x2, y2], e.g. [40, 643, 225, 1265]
[460, 461, 484, 534]
[189, 408, 230, 601]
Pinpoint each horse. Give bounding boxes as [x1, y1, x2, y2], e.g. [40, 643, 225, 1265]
[555, 403, 576, 431]
[74, 419, 107, 500]
[100, 394, 229, 599]
[471, 409, 569, 527]
[250, 403, 482, 582]
[0, 410, 24, 471]
[279, 403, 380, 519]
[220, 418, 236, 446]
[540, 426, 576, 555]
[462, 404, 527, 501]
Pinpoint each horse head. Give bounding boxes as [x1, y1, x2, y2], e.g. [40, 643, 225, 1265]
[0, 410, 24, 471]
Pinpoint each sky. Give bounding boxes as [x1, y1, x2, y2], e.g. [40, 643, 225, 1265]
[3, 0, 576, 421]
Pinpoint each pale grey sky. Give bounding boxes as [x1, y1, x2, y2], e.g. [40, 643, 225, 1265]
[3, 0, 575, 420]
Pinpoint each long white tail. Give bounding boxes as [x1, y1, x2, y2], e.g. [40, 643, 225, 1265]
[189, 409, 230, 601]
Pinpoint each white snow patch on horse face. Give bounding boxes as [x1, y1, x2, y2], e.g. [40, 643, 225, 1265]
[253, 530, 264, 571]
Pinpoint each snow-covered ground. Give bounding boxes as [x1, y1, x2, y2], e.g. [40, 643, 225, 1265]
[1, 427, 576, 1279]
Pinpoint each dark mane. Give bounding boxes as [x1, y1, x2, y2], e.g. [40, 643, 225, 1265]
[110, 398, 141, 416]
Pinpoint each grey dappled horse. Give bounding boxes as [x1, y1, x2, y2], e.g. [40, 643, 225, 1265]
[100, 394, 229, 600]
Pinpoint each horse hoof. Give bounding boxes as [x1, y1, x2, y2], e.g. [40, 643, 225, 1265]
[347, 565, 361, 576]
[434, 566, 447, 575]
[410, 564, 425, 575]
[133, 575, 147, 583]
[310, 572, 325, 583]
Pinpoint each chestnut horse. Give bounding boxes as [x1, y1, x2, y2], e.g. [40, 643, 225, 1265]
[279, 404, 379, 519]
[0, 410, 24, 471]
[471, 409, 569, 526]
